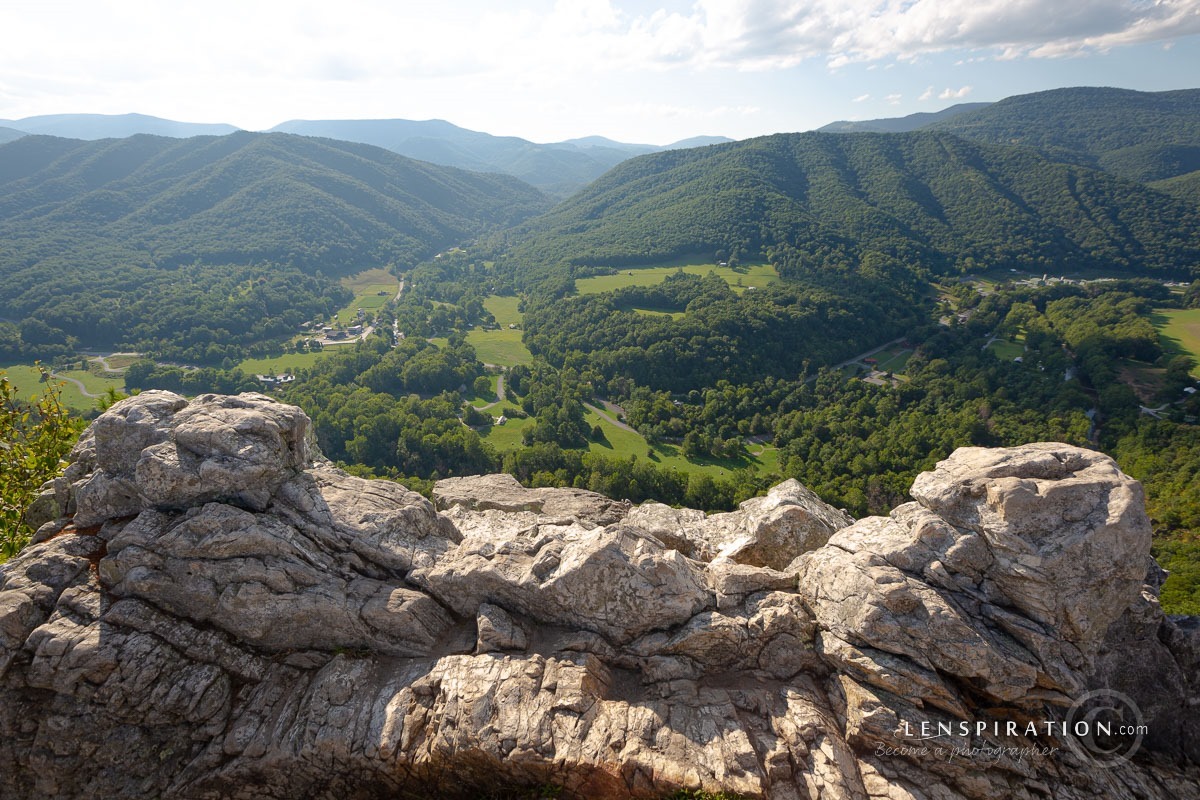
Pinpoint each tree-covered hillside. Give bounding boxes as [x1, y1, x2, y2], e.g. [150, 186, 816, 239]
[927, 87, 1200, 183]
[497, 130, 1200, 288]
[0, 132, 549, 359]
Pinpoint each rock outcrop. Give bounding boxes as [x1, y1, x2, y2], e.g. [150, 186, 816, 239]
[2, 393, 1197, 799]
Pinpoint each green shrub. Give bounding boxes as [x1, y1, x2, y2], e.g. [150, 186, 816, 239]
[0, 366, 84, 561]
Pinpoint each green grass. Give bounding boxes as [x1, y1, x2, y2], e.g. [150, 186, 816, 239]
[466, 328, 532, 367]
[574, 262, 778, 296]
[484, 295, 523, 327]
[987, 339, 1025, 361]
[469, 374, 501, 408]
[872, 347, 913, 373]
[583, 405, 779, 478]
[334, 268, 400, 325]
[480, 414, 535, 450]
[0, 363, 114, 413]
[1153, 308, 1200, 377]
[630, 307, 686, 319]
[236, 351, 330, 375]
[57, 368, 124, 396]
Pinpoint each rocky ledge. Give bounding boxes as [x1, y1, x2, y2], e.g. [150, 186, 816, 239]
[2, 392, 1198, 799]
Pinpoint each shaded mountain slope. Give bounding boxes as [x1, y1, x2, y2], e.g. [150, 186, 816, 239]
[501, 130, 1200, 286]
[927, 87, 1200, 183]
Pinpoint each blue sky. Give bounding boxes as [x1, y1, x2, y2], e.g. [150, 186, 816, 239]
[1, 0, 1198, 144]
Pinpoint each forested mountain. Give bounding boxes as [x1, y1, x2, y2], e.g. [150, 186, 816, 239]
[0, 113, 240, 139]
[926, 87, 1200, 183]
[0, 126, 25, 144]
[0, 131, 548, 359]
[818, 102, 990, 133]
[499, 130, 1200, 288]
[269, 119, 732, 195]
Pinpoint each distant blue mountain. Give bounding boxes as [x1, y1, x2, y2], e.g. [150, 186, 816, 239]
[0, 113, 733, 196]
[269, 119, 733, 196]
[0, 113, 240, 140]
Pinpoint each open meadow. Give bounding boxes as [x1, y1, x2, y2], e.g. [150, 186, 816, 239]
[574, 261, 778, 296]
[1154, 308, 1200, 377]
[334, 268, 400, 325]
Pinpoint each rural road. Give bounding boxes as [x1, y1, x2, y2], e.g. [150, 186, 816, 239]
[585, 401, 638, 433]
[805, 337, 908, 383]
[478, 372, 507, 410]
[50, 372, 100, 398]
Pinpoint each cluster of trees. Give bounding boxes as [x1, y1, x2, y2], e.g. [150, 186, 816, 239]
[522, 274, 922, 391]
[500, 443, 774, 511]
[0, 319, 79, 362]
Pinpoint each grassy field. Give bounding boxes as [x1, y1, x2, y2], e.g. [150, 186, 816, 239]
[483, 295, 523, 327]
[575, 262, 778, 295]
[466, 328, 532, 367]
[1, 363, 120, 413]
[631, 308, 685, 319]
[987, 339, 1024, 361]
[583, 406, 778, 477]
[334, 268, 400, 325]
[1154, 308, 1200, 377]
[479, 414, 534, 450]
[468, 374, 501, 408]
[871, 347, 913, 373]
[236, 351, 330, 375]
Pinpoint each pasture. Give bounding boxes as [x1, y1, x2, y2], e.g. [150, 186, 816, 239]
[574, 262, 778, 296]
[1154, 308, 1200, 377]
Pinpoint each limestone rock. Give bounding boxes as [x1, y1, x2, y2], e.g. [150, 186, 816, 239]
[2, 400, 1197, 800]
[711, 478, 854, 570]
[908, 443, 1151, 649]
[412, 522, 712, 644]
[434, 473, 629, 526]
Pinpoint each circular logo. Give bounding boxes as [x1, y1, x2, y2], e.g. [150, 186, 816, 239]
[1063, 689, 1145, 767]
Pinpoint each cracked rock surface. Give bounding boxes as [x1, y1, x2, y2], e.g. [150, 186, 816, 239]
[2, 393, 1197, 799]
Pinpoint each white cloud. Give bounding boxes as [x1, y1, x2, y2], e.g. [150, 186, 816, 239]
[853, 93, 871, 102]
[886, 93, 903, 105]
[643, 0, 1200, 69]
[939, 86, 973, 100]
[0, 0, 1196, 140]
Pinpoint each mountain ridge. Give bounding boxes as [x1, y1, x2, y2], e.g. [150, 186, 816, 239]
[499, 129, 1200, 286]
[0, 113, 734, 196]
[0, 131, 549, 357]
[817, 101, 991, 133]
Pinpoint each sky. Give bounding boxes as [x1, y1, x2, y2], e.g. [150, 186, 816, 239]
[1, 0, 1199, 145]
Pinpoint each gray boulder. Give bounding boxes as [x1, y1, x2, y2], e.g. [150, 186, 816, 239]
[2, 398, 1197, 799]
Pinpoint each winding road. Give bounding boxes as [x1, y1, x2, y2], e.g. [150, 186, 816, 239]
[49, 372, 100, 398]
